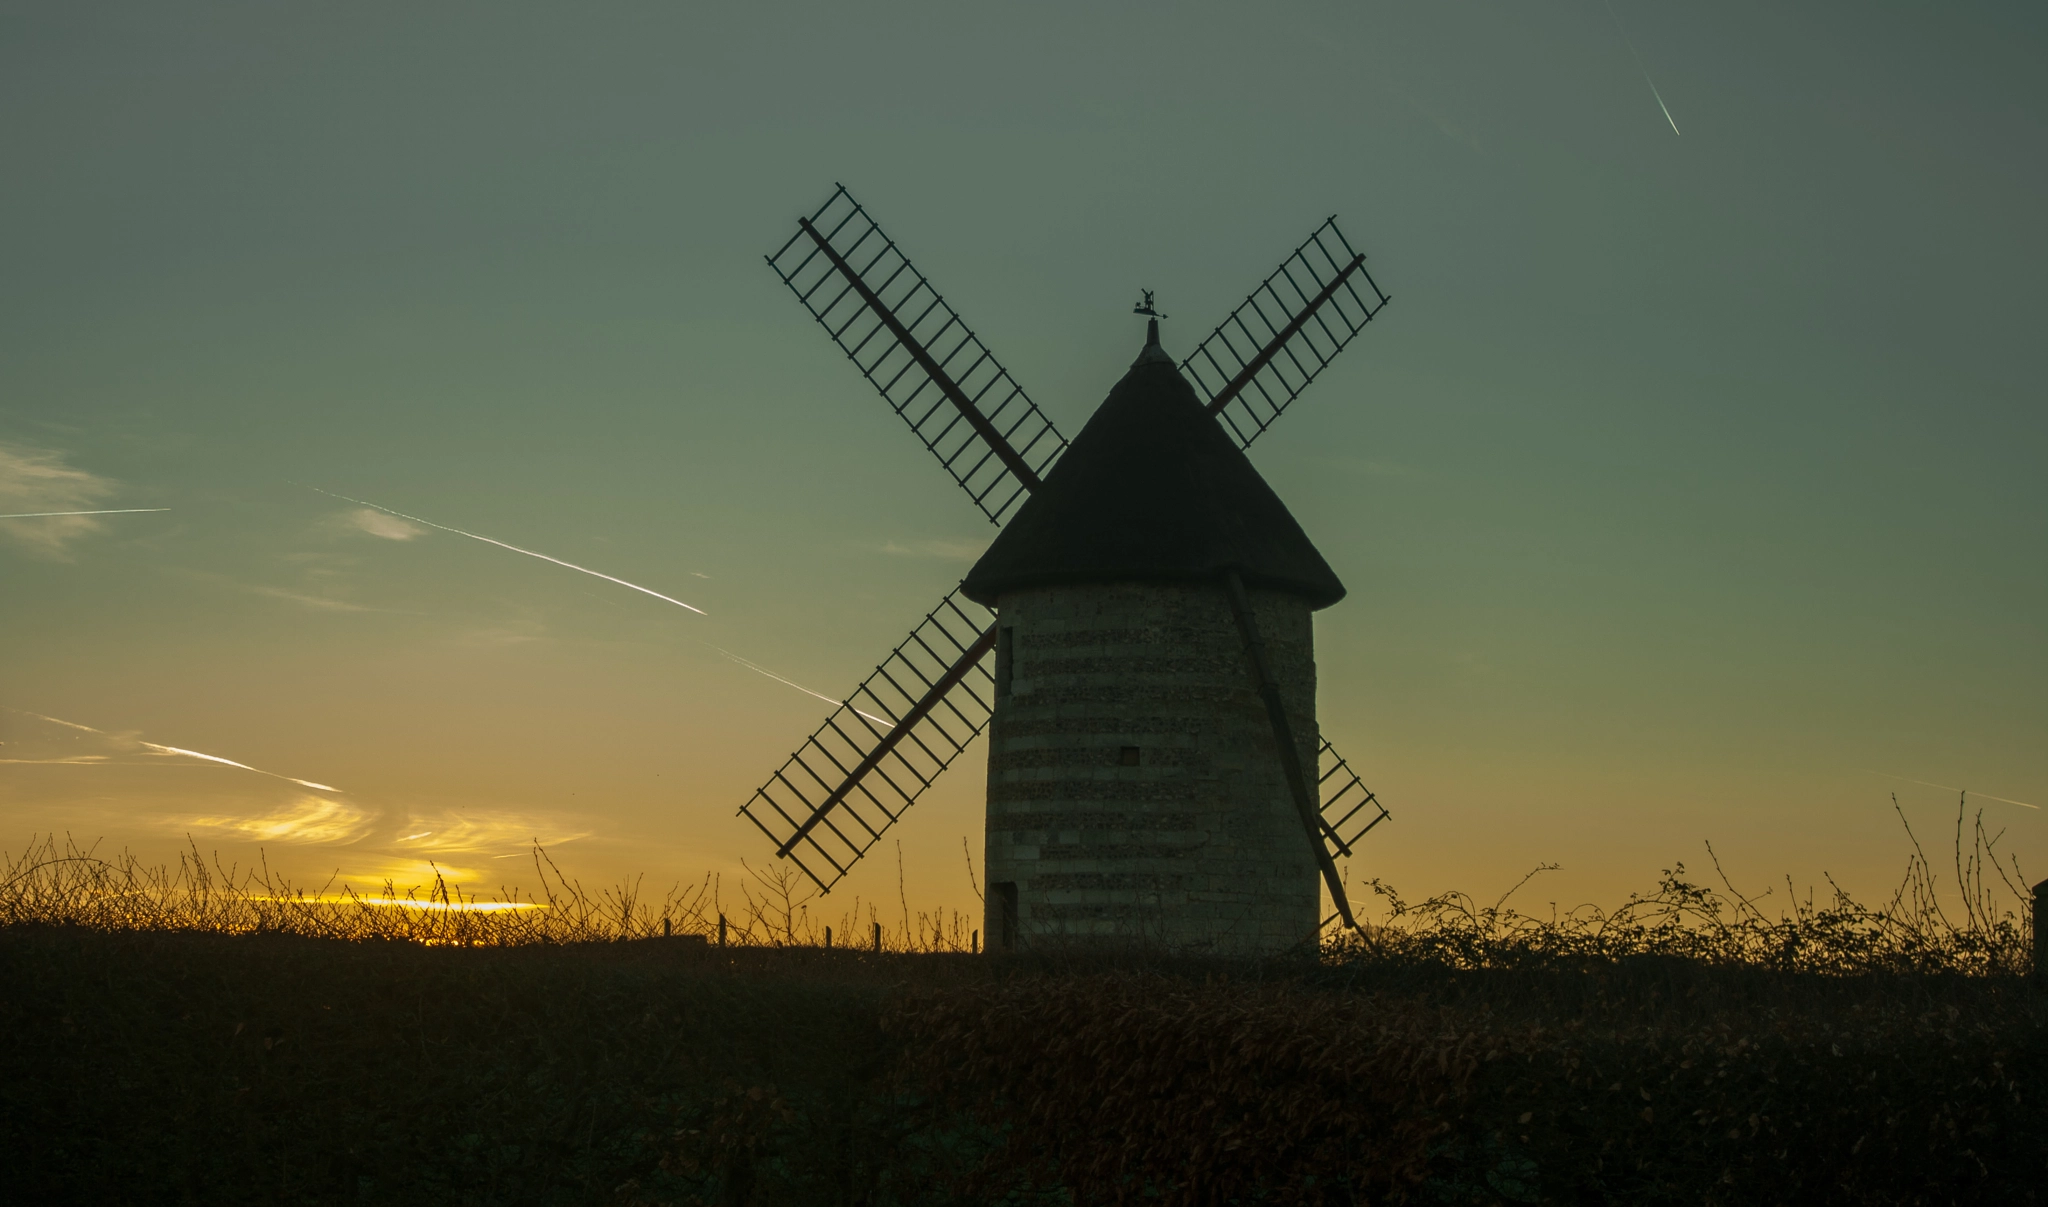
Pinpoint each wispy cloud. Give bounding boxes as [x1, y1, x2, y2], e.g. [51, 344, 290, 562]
[184, 796, 377, 845]
[173, 562, 405, 615]
[457, 611, 548, 646]
[390, 809, 592, 858]
[880, 538, 989, 561]
[333, 507, 425, 541]
[1380, 78, 1486, 154]
[248, 585, 382, 613]
[0, 443, 141, 558]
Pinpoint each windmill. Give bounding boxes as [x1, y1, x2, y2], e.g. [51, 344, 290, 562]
[743, 185, 1392, 953]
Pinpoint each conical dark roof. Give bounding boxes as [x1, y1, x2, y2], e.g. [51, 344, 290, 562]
[962, 333, 1345, 610]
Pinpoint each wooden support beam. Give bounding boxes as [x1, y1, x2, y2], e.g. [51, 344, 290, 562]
[1223, 570, 1357, 932]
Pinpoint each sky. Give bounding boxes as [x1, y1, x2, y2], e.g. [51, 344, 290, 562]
[3, 1, 2043, 926]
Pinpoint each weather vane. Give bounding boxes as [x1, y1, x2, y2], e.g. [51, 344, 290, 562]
[1132, 290, 1166, 319]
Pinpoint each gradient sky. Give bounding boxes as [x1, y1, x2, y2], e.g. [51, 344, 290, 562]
[3, 1, 2042, 925]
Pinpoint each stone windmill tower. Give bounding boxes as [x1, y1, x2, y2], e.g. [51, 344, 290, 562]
[742, 187, 1392, 956]
[961, 320, 1348, 955]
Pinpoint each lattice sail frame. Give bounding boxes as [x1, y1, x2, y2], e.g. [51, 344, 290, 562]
[766, 185, 1067, 525]
[1181, 217, 1390, 451]
[739, 588, 997, 892]
[1316, 735, 1389, 859]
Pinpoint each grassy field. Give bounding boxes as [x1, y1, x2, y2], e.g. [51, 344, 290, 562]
[3, 804, 2043, 1205]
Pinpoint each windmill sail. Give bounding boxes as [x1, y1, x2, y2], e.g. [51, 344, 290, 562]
[739, 587, 997, 892]
[767, 186, 1067, 525]
[1181, 217, 1390, 450]
[1316, 734, 1389, 859]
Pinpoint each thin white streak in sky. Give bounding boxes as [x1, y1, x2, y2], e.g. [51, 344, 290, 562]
[0, 508, 170, 519]
[710, 647, 896, 729]
[14, 710, 345, 793]
[1868, 770, 2038, 810]
[306, 487, 893, 723]
[139, 743, 341, 792]
[1603, 0, 1680, 136]
[27, 713, 100, 734]
[306, 487, 706, 615]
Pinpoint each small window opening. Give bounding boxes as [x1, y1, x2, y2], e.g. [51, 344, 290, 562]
[1118, 746, 1141, 766]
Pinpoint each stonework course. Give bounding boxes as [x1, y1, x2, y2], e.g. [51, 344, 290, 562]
[982, 581, 1322, 955]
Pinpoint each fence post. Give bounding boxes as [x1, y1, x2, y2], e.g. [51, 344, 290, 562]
[873, 921, 882, 953]
[718, 914, 727, 949]
[824, 925, 832, 950]
[2033, 880, 2047, 983]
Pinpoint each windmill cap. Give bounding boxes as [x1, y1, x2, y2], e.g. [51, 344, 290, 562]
[962, 350, 1346, 610]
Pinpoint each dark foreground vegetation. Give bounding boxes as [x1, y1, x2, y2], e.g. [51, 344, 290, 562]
[3, 806, 2044, 1205]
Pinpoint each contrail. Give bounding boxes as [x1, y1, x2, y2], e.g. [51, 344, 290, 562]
[710, 646, 895, 729]
[306, 488, 889, 723]
[1603, 0, 1681, 136]
[139, 742, 344, 792]
[306, 487, 706, 616]
[0, 508, 170, 519]
[16, 710, 343, 793]
[1868, 770, 2038, 810]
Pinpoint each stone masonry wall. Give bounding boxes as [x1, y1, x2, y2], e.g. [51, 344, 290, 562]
[982, 581, 1321, 956]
